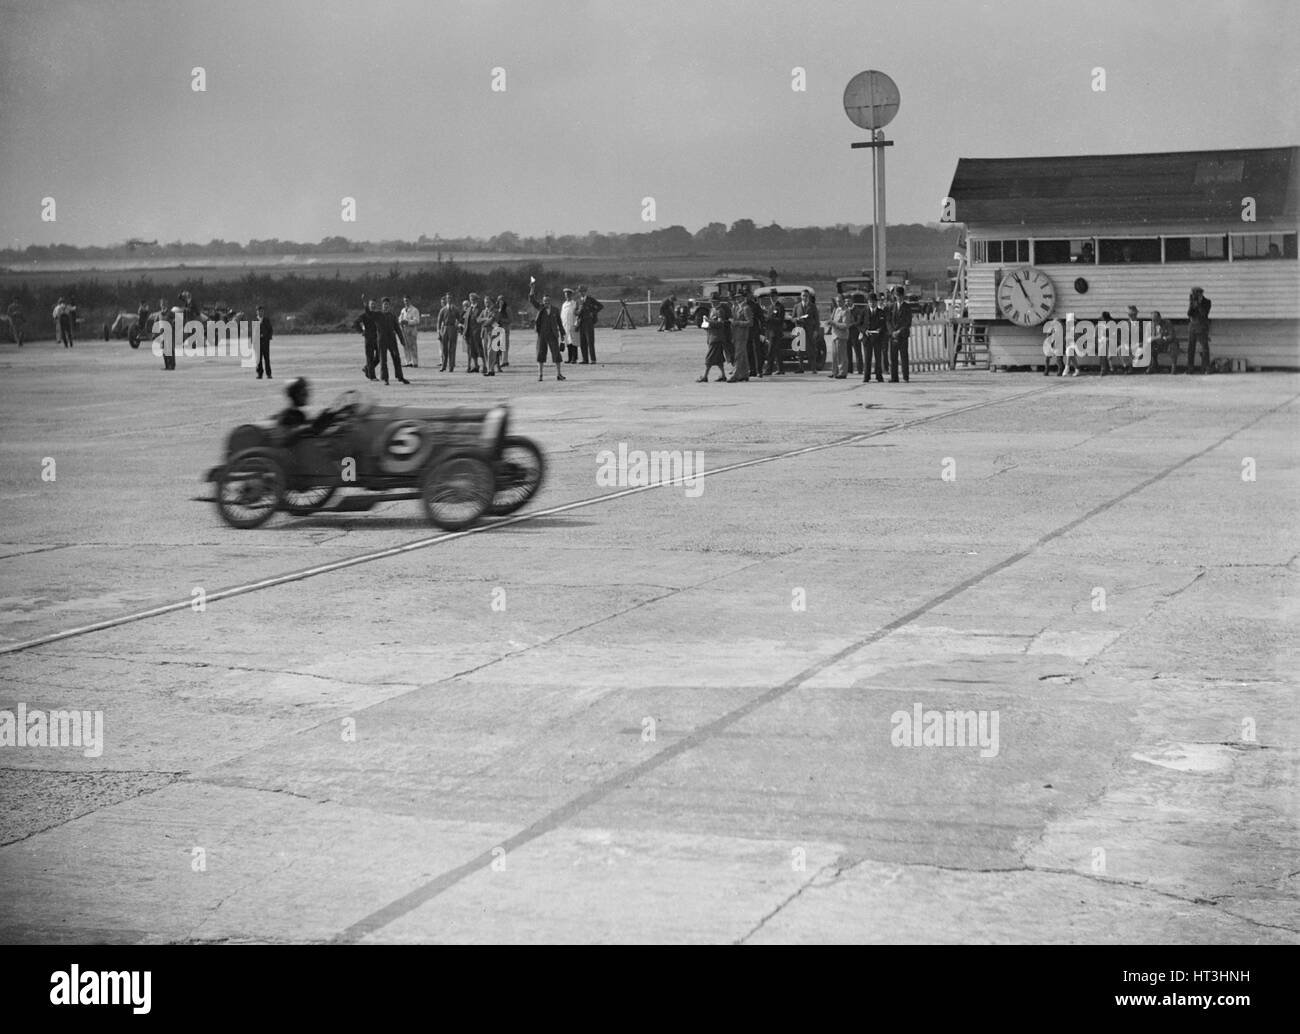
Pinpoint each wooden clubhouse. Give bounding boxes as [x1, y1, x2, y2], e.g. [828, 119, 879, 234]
[944, 146, 1299, 370]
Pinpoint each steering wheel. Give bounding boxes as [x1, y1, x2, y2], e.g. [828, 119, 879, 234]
[324, 389, 365, 432]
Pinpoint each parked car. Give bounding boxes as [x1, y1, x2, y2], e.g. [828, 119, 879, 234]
[835, 274, 875, 298]
[689, 276, 766, 325]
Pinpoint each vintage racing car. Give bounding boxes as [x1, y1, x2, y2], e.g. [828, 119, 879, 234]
[206, 393, 544, 530]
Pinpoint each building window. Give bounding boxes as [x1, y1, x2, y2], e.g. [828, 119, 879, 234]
[971, 239, 1029, 264]
[1098, 238, 1161, 263]
[1033, 238, 1093, 264]
[1164, 235, 1228, 262]
[1230, 232, 1298, 260]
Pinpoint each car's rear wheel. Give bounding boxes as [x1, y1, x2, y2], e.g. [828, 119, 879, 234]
[488, 435, 545, 516]
[420, 452, 494, 530]
[215, 449, 285, 529]
[284, 483, 338, 516]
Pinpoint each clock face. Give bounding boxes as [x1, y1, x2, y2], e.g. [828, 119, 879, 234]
[997, 266, 1057, 326]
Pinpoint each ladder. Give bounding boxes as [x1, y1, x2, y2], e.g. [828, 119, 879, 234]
[950, 320, 990, 370]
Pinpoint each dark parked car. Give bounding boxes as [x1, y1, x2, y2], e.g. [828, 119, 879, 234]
[689, 276, 766, 325]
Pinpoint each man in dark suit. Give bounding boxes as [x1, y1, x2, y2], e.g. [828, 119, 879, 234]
[1186, 286, 1212, 374]
[528, 278, 567, 382]
[762, 293, 786, 375]
[353, 299, 381, 380]
[887, 287, 913, 382]
[862, 292, 887, 383]
[576, 285, 603, 363]
[375, 297, 411, 384]
[792, 290, 819, 373]
[253, 304, 273, 379]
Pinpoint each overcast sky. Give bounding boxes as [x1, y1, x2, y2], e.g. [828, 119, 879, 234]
[1, 0, 1296, 247]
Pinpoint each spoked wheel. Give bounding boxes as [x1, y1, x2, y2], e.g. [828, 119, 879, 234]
[215, 449, 285, 529]
[488, 435, 545, 516]
[283, 483, 338, 516]
[420, 451, 494, 530]
[282, 441, 342, 515]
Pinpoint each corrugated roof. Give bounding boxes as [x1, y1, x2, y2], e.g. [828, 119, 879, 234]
[946, 147, 1298, 227]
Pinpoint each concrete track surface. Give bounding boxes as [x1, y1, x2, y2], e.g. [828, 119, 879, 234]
[0, 330, 1296, 944]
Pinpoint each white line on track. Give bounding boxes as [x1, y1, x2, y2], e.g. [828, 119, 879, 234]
[0, 385, 1055, 655]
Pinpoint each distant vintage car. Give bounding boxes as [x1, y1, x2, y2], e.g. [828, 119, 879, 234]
[689, 276, 766, 325]
[103, 312, 140, 342]
[757, 285, 826, 372]
[835, 274, 875, 298]
[110, 305, 244, 348]
[205, 394, 544, 530]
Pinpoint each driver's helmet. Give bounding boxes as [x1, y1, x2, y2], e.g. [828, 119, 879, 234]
[286, 377, 310, 407]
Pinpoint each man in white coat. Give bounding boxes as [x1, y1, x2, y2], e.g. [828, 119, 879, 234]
[399, 296, 420, 368]
[560, 288, 578, 364]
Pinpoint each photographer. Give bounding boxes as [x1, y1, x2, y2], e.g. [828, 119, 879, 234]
[1186, 287, 1212, 374]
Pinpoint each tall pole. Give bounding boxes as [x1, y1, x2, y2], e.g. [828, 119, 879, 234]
[870, 136, 879, 282]
[876, 128, 887, 293]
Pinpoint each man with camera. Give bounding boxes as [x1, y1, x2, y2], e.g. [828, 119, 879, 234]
[1186, 287, 1212, 374]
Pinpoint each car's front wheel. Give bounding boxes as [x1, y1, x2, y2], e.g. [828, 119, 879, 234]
[215, 449, 286, 529]
[488, 436, 545, 516]
[420, 451, 494, 530]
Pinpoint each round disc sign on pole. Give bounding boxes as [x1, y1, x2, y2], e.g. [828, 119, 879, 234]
[842, 70, 899, 130]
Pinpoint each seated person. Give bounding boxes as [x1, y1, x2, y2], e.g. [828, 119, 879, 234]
[276, 377, 341, 439]
[1147, 310, 1178, 374]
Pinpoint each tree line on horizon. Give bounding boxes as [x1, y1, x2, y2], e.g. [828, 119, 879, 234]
[3, 221, 960, 262]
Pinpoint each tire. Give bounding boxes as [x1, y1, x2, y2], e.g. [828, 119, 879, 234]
[215, 449, 285, 529]
[128, 328, 141, 350]
[488, 435, 545, 516]
[420, 451, 494, 530]
[283, 483, 338, 516]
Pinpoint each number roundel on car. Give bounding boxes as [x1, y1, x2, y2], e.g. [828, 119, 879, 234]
[377, 419, 433, 475]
